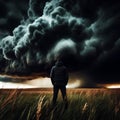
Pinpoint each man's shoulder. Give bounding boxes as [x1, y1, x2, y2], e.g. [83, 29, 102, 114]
[52, 65, 67, 70]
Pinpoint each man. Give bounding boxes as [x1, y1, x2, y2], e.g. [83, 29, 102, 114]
[50, 59, 68, 108]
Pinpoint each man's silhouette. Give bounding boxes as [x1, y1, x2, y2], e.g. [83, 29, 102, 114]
[50, 59, 68, 108]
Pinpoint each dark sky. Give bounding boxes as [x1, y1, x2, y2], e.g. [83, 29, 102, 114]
[0, 0, 120, 84]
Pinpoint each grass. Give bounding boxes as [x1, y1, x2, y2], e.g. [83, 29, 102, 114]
[0, 89, 120, 120]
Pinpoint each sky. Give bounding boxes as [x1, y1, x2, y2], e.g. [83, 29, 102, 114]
[0, 0, 120, 85]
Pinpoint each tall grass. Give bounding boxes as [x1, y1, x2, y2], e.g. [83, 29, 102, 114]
[0, 89, 120, 120]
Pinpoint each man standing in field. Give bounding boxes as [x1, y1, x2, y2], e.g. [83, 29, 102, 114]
[50, 59, 68, 108]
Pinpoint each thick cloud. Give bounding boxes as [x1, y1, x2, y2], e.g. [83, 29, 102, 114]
[0, 0, 120, 83]
[0, 0, 29, 36]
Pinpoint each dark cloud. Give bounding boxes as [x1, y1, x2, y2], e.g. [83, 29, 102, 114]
[0, 0, 29, 35]
[0, 0, 120, 83]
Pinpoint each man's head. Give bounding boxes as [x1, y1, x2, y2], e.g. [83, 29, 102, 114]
[55, 60, 63, 66]
[55, 55, 62, 62]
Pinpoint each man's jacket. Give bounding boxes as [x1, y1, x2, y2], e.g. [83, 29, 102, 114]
[50, 61, 68, 86]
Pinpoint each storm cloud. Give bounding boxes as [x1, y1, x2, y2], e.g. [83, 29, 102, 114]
[0, 0, 120, 83]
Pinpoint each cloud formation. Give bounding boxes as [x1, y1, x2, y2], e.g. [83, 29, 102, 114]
[0, 0, 120, 83]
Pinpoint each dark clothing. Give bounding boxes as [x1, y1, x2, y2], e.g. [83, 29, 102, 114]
[50, 61, 68, 86]
[50, 61, 68, 107]
[52, 85, 67, 105]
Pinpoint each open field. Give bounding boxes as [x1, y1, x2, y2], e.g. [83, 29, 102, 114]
[0, 88, 120, 120]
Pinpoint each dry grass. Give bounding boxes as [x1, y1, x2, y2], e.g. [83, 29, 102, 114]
[0, 88, 120, 120]
[36, 96, 45, 120]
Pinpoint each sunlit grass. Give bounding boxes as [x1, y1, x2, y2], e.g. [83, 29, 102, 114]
[0, 89, 120, 120]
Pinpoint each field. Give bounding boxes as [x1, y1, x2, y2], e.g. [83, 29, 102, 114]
[0, 88, 120, 120]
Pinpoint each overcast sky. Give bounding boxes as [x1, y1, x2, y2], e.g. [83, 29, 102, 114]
[0, 0, 120, 84]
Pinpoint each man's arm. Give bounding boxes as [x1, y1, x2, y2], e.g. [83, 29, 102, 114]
[65, 67, 69, 85]
[50, 67, 55, 85]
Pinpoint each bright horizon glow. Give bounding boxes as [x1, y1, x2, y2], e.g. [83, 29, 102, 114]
[0, 76, 81, 89]
[67, 79, 81, 88]
[106, 84, 120, 89]
[1, 75, 120, 89]
[0, 81, 36, 89]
